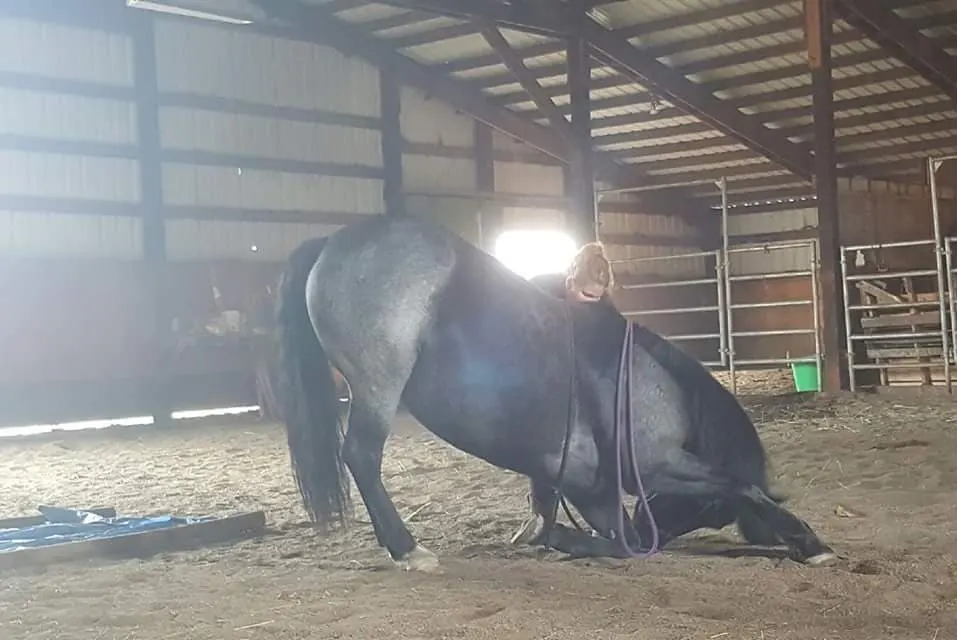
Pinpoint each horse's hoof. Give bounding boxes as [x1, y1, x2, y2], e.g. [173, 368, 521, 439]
[805, 551, 839, 567]
[510, 515, 545, 546]
[398, 545, 442, 573]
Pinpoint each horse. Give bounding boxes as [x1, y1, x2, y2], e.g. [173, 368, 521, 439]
[274, 214, 837, 571]
[525, 272, 788, 549]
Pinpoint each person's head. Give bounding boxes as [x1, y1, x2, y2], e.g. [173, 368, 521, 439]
[565, 242, 614, 302]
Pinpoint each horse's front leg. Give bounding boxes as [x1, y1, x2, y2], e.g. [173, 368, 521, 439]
[509, 479, 556, 545]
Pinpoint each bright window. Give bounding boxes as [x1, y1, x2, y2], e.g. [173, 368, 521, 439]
[493, 229, 577, 280]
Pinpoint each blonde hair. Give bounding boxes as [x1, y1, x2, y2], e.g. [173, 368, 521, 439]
[566, 241, 614, 291]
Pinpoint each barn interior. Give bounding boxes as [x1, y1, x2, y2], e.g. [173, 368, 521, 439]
[1, 1, 957, 639]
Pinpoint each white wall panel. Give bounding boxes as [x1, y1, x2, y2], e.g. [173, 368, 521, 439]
[407, 196, 481, 246]
[0, 18, 133, 85]
[494, 161, 564, 196]
[159, 107, 382, 166]
[400, 87, 474, 147]
[0, 211, 141, 259]
[599, 211, 697, 238]
[402, 155, 476, 191]
[162, 164, 384, 214]
[501, 206, 565, 230]
[492, 130, 535, 153]
[154, 20, 379, 116]
[728, 207, 818, 275]
[0, 88, 136, 144]
[165, 219, 341, 261]
[0, 150, 140, 202]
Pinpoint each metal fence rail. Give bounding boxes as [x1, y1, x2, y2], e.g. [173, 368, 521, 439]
[724, 240, 821, 395]
[606, 176, 824, 393]
[840, 239, 950, 391]
[615, 250, 726, 367]
[837, 153, 956, 393]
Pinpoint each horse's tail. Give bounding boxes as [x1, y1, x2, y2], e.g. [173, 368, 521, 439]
[275, 235, 350, 529]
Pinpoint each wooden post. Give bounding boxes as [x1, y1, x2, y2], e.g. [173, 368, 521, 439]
[566, 17, 598, 246]
[132, 13, 172, 423]
[379, 60, 405, 217]
[807, 0, 848, 391]
[474, 121, 500, 252]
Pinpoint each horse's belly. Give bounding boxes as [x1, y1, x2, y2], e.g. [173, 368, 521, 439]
[400, 336, 564, 477]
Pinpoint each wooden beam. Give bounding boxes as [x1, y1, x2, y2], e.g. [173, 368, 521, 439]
[439, 0, 797, 75]
[364, 0, 563, 37]
[477, 23, 573, 139]
[473, 121, 500, 252]
[486, 8, 956, 105]
[836, 0, 957, 103]
[249, 0, 566, 164]
[379, 60, 405, 217]
[130, 12, 173, 426]
[566, 16, 598, 245]
[807, 0, 848, 392]
[575, 19, 813, 179]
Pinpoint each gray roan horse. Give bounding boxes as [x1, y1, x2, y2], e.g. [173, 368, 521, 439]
[275, 215, 837, 571]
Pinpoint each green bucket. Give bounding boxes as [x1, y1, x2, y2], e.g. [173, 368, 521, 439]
[790, 361, 820, 393]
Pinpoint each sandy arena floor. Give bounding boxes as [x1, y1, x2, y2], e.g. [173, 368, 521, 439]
[1, 370, 956, 639]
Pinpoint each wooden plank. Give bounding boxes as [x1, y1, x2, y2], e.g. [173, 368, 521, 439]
[0, 510, 266, 571]
[856, 281, 903, 304]
[866, 346, 943, 359]
[859, 311, 941, 329]
[0, 507, 116, 530]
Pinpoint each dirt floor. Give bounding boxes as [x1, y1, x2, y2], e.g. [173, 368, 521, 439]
[1, 370, 956, 639]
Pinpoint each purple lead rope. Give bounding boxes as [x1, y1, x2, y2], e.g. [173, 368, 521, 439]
[613, 320, 660, 558]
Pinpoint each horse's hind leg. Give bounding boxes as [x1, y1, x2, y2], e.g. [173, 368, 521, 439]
[651, 456, 837, 565]
[734, 487, 836, 565]
[632, 494, 737, 547]
[341, 399, 439, 572]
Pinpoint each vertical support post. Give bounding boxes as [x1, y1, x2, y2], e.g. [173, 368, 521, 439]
[474, 121, 500, 253]
[718, 178, 735, 392]
[132, 13, 171, 425]
[806, 0, 847, 392]
[946, 237, 957, 380]
[810, 239, 823, 389]
[379, 60, 405, 217]
[928, 157, 952, 393]
[566, 14, 597, 246]
[839, 248, 856, 390]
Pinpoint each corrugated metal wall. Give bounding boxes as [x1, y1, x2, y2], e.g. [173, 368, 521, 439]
[0, 17, 141, 259]
[727, 206, 818, 275]
[155, 19, 383, 261]
[399, 90, 568, 245]
[0, 9, 523, 425]
[400, 86, 481, 244]
[600, 208, 706, 278]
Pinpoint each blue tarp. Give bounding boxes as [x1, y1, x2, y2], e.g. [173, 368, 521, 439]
[0, 506, 212, 554]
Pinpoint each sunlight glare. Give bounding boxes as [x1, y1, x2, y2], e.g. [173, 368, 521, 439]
[494, 229, 577, 280]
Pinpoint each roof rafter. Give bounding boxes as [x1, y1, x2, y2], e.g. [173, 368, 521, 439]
[249, 0, 564, 163]
[358, 0, 564, 36]
[835, 0, 957, 103]
[250, 0, 707, 221]
[476, 22, 573, 139]
[577, 18, 814, 181]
